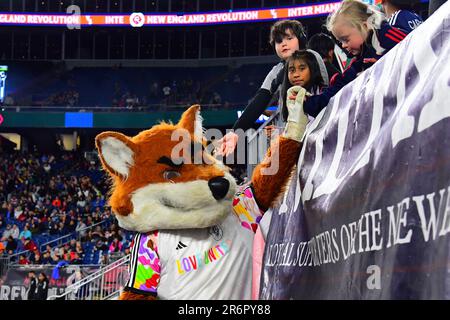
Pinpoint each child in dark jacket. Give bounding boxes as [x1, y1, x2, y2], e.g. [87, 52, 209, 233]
[280, 49, 329, 122]
[381, 0, 423, 33]
[303, 0, 410, 118]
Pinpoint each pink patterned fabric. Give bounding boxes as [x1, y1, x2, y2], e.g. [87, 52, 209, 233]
[252, 225, 265, 300]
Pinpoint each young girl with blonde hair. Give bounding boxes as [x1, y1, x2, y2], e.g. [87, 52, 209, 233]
[303, 0, 409, 117]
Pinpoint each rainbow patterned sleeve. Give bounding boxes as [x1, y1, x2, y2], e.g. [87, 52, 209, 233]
[125, 231, 160, 297]
[232, 184, 264, 233]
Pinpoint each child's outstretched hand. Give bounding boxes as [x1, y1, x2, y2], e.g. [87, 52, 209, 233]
[215, 131, 239, 157]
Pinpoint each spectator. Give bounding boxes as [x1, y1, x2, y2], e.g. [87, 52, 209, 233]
[57, 221, 67, 234]
[91, 226, 104, 240]
[217, 19, 308, 156]
[109, 237, 123, 254]
[27, 271, 37, 300]
[381, 0, 423, 33]
[23, 238, 38, 252]
[94, 239, 107, 252]
[75, 241, 84, 257]
[67, 219, 77, 232]
[14, 206, 24, 220]
[43, 244, 53, 256]
[307, 33, 342, 78]
[67, 249, 80, 264]
[162, 84, 171, 104]
[76, 216, 87, 239]
[1, 224, 13, 241]
[150, 81, 159, 98]
[68, 239, 77, 251]
[19, 224, 32, 241]
[210, 92, 222, 106]
[84, 230, 95, 243]
[3, 94, 14, 106]
[41, 252, 52, 264]
[10, 224, 20, 240]
[50, 249, 61, 264]
[5, 236, 17, 254]
[100, 254, 109, 265]
[30, 221, 40, 235]
[35, 273, 49, 300]
[52, 196, 62, 208]
[18, 254, 30, 265]
[302, 0, 411, 117]
[49, 222, 59, 235]
[43, 162, 51, 173]
[30, 251, 42, 264]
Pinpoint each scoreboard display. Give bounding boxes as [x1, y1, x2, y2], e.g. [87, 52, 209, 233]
[0, 1, 342, 27]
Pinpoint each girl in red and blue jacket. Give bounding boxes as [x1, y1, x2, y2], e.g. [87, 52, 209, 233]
[304, 0, 409, 118]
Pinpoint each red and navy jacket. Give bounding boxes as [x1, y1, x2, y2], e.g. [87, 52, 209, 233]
[304, 21, 408, 118]
[388, 10, 423, 34]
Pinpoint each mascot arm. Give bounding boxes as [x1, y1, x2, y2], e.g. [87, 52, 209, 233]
[251, 86, 308, 211]
[232, 138, 300, 231]
[120, 232, 160, 300]
[250, 137, 301, 211]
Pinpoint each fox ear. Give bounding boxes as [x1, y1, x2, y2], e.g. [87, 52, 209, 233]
[95, 132, 136, 179]
[178, 104, 203, 141]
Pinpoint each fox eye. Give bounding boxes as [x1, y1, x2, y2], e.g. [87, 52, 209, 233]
[163, 170, 181, 181]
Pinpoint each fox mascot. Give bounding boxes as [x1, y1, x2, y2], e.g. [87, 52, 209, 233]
[95, 86, 308, 300]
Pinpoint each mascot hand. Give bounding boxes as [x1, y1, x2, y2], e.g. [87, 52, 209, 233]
[283, 85, 309, 142]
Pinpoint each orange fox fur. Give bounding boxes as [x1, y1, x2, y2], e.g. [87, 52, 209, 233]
[119, 290, 157, 300]
[251, 137, 302, 211]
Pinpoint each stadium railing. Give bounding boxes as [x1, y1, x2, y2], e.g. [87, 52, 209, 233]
[1, 218, 113, 275]
[0, 256, 9, 278]
[47, 254, 130, 300]
[246, 109, 279, 178]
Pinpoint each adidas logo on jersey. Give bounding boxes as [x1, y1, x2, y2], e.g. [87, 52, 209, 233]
[176, 241, 187, 250]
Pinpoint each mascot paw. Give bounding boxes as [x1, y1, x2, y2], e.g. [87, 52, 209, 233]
[119, 290, 157, 300]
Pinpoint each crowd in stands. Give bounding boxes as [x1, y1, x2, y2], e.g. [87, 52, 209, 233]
[0, 150, 132, 269]
[45, 89, 80, 107]
[3, 62, 270, 111]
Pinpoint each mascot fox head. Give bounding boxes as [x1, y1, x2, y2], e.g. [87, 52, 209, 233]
[95, 105, 237, 233]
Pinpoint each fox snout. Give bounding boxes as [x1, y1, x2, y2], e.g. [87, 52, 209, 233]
[208, 177, 230, 200]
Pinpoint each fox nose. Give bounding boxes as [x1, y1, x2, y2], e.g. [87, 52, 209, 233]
[208, 177, 230, 200]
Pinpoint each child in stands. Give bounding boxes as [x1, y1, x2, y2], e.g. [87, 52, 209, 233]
[303, 0, 410, 118]
[381, 0, 423, 33]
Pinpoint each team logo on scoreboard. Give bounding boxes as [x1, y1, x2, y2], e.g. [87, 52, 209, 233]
[130, 12, 145, 27]
[270, 9, 278, 19]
